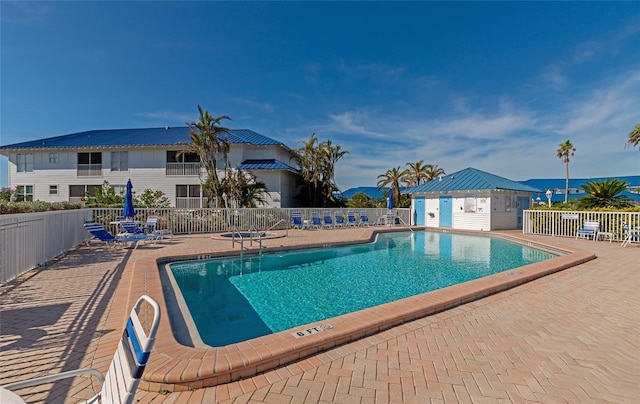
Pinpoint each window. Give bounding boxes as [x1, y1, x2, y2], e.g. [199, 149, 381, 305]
[49, 185, 58, 195]
[111, 184, 126, 194]
[505, 196, 512, 212]
[49, 153, 59, 164]
[111, 151, 128, 171]
[78, 152, 102, 165]
[69, 184, 102, 199]
[77, 152, 102, 176]
[176, 184, 202, 197]
[17, 154, 34, 172]
[167, 151, 199, 163]
[15, 185, 34, 201]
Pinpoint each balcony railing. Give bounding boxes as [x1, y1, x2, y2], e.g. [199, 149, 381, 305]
[77, 164, 102, 177]
[166, 162, 201, 176]
[175, 197, 204, 209]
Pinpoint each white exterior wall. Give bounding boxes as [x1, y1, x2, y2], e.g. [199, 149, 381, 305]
[4, 144, 300, 208]
[412, 190, 529, 231]
[451, 193, 492, 231]
[423, 198, 440, 227]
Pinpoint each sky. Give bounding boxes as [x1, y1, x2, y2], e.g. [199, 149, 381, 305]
[1, 1, 639, 191]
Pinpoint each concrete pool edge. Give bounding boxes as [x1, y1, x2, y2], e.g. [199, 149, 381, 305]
[127, 230, 596, 393]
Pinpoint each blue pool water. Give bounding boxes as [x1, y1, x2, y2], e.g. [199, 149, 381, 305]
[167, 231, 556, 346]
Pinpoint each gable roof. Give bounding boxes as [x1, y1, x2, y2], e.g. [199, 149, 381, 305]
[0, 127, 285, 152]
[238, 159, 299, 173]
[404, 167, 540, 194]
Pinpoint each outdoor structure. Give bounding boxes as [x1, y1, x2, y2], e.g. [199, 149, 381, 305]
[404, 167, 539, 230]
[0, 127, 301, 208]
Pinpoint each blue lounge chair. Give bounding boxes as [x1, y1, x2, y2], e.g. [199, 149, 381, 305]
[311, 212, 324, 229]
[346, 212, 359, 227]
[1, 295, 160, 404]
[84, 223, 146, 248]
[119, 221, 162, 243]
[322, 212, 335, 229]
[359, 211, 372, 226]
[334, 212, 347, 228]
[292, 211, 305, 229]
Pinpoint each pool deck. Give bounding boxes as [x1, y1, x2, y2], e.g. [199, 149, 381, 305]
[1, 227, 639, 403]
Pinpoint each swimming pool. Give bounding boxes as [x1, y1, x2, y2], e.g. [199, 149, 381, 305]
[167, 231, 556, 347]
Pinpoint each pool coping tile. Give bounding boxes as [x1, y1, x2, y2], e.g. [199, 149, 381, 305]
[117, 228, 595, 392]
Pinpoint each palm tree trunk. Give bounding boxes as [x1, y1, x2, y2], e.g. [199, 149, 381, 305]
[565, 161, 569, 204]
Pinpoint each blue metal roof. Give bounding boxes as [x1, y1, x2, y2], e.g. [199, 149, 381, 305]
[237, 159, 299, 172]
[0, 127, 285, 150]
[337, 187, 390, 200]
[404, 167, 540, 194]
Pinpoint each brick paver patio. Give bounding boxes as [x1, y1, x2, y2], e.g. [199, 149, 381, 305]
[1, 229, 638, 403]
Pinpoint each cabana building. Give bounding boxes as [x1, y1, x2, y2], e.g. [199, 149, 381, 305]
[404, 167, 539, 230]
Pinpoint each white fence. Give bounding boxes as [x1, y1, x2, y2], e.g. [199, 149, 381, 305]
[523, 210, 640, 241]
[0, 210, 92, 284]
[0, 207, 410, 285]
[89, 207, 411, 236]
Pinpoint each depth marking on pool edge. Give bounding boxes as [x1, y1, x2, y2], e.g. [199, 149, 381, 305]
[292, 324, 334, 339]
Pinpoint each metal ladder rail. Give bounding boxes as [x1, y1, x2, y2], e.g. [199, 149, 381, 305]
[248, 224, 263, 256]
[231, 225, 245, 261]
[396, 216, 414, 232]
[265, 218, 289, 237]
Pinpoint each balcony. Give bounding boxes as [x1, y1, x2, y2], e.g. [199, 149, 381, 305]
[166, 162, 201, 176]
[77, 164, 102, 177]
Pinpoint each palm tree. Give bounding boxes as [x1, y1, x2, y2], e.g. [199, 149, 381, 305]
[577, 179, 633, 209]
[296, 133, 321, 205]
[377, 166, 408, 207]
[556, 140, 576, 203]
[405, 160, 429, 187]
[627, 123, 640, 150]
[295, 134, 349, 207]
[425, 164, 446, 181]
[222, 169, 269, 208]
[320, 139, 349, 202]
[185, 105, 231, 207]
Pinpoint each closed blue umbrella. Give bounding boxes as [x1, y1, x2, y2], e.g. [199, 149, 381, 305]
[387, 189, 394, 210]
[123, 179, 135, 219]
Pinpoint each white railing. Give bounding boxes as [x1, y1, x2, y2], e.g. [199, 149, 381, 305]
[165, 162, 201, 176]
[89, 207, 411, 235]
[0, 207, 411, 285]
[0, 209, 92, 285]
[76, 164, 102, 177]
[175, 197, 204, 209]
[523, 210, 640, 241]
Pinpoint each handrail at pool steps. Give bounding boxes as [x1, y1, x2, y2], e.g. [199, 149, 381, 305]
[231, 225, 263, 259]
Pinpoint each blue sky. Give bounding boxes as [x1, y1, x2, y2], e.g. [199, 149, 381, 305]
[1, 1, 639, 191]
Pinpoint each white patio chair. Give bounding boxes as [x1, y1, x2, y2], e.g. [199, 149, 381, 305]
[1, 295, 161, 404]
[575, 221, 599, 241]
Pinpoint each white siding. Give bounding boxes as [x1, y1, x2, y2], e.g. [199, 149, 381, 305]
[4, 144, 300, 208]
[412, 190, 531, 231]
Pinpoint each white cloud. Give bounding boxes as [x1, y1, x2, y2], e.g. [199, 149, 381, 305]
[559, 71, 640, 135]
[1, 1, 52, 25]
[538, 64, 568, 90]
